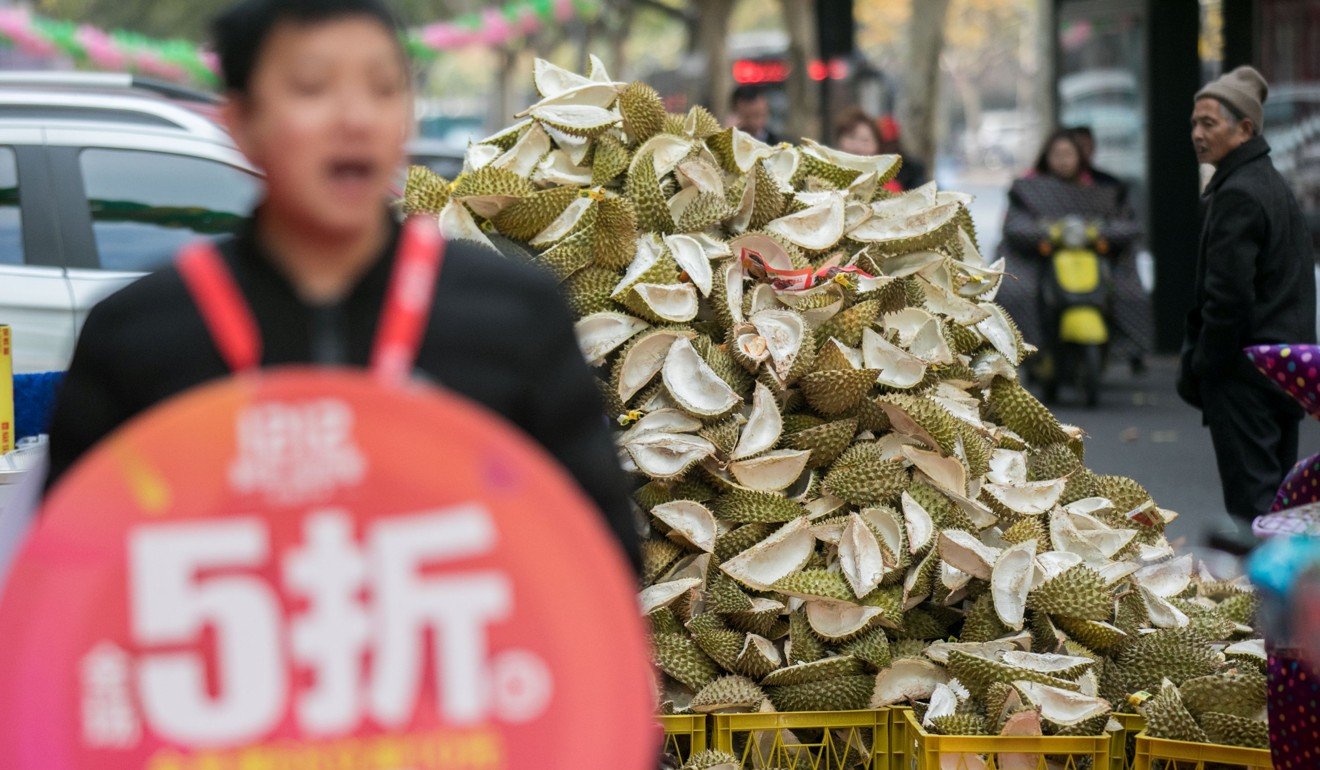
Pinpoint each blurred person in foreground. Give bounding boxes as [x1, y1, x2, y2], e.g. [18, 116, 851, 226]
[731, 84, 782, 145]
[1066, 123, 1152, 373]
[1178, 66, 1316, 555]
[996, 128, 1142, 371]
[42, 0, 639, 570]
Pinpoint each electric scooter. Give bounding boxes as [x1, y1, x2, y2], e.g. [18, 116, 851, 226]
[1037, 216, 1113, 407]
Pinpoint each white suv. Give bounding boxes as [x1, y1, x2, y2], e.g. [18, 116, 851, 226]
[0, 73, 262, 373]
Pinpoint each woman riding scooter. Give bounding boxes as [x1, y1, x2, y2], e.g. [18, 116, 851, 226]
[998, 129, 1146, 402]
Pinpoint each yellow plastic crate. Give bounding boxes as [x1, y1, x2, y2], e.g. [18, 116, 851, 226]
[714, 709, 890, 769]
[659, 713, 708, 765]
[1109, 714, 1146, 770]
[891, 706, 1112, 770]
[1131, 732, 1273, 770]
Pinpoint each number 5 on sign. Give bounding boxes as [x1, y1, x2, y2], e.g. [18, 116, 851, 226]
[128, 506, 553, 747]
[131, 519, 284, 746]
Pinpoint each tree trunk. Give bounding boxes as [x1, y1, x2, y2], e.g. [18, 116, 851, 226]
[1030, 0, 1057, 160]
[487, 48, 525, 133]
[605, 0, 636, 80]
[943, 55, 983, 161]
[901, 0, 952, 173]
[778, 0, 822, 141]
[695, 0, 737, 122]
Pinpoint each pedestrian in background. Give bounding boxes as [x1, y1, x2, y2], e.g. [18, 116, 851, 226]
[834, 106, 883, 155]
[1068, 125, 1127, 205]
[1178, 66, 1317, 554]
[730, 85, 782, 145]
[997, 128, 1141, 362]
[1067, 123, 1152, 374]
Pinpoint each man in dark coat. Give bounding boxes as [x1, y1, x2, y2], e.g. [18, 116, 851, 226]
[43, 0, 640, 572]
[1178, 66, 1317, 554]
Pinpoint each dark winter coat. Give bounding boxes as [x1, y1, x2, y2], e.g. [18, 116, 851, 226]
[1178, 135, 1316, 405]
[44, 215, 640, 571]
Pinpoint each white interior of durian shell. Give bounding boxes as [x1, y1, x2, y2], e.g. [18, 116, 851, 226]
[532, 195, 595, 247]
[870, 658, 949, 707]
[904, 446, 968, 497]
[999, 651, 1092, 674]
[984, 479, 1066, 516]
[805, 600, 885, 640]
[661, 337, 741, 416]
[863, 328, 927, 389]
[533, 58, 595, 98]
[923, 682, 961, 728]
[767, 196, 846, 251]
[800, 138, 902, 175]
[623, 431, 716, 479]
[751, 309, 807, 379]
[1032, 551, 1084, 586]
[630, 133, 694, 178]
[1133, 554, 1194, 598]
[438, 200, 498, 252]
[576, 312, 650, 365]
[992, 540, 1037, 630]
[848, 201, 958, 244]
[1011, 681, 1110, 726]
[729, 450, 812, 491]
[1050, 509, 1137, 561]
[732, 382, 784, 460]
[939, 530, 1001, 580]
[615, 329, 692, 402]
[639, 577, 702, 614]
[731, 232, 797, 272]
[617, 408, 703, 444]
[901, 492, 936, 554]
[720, 517, 815, 590]
[493, 122, 551, 177]
[665, 234, 715, 297]
[534, 148, 595, 186]
[974, 303, 1023, 363]
[651, 500, 719, 553]
[1137, 584, 1190, 629]
[676, 158, 724, 195]
[839, 513, 887, 597]
[633, 283, 700, 322]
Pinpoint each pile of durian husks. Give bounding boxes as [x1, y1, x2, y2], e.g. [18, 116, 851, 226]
[404, 57, 1270, 758]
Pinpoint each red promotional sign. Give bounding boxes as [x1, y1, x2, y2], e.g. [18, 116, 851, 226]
[0, 371, 656, 770]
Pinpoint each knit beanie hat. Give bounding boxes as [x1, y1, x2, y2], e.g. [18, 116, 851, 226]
[1195, 65, 1268, 132]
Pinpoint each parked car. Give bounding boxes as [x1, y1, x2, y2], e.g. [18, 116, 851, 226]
[0, 72, 261, 374]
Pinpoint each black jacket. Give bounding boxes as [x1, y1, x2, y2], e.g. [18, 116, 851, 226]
[45, 217, 640, 571]
[1180, 136, 1316, 399]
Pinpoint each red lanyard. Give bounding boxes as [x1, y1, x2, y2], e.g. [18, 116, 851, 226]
[176, 216, 446, 387]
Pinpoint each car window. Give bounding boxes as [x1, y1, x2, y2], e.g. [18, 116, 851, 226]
[80, 148, 260, 272]
[0, 147, 20, 265]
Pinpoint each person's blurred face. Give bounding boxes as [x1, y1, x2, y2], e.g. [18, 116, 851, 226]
[222, 16, 411, 238]
[838, 122, 879, 156]
[736, 95, 770, 135]
[1046, 138, 1081, 181]
[1191, 98, 1253, 166]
